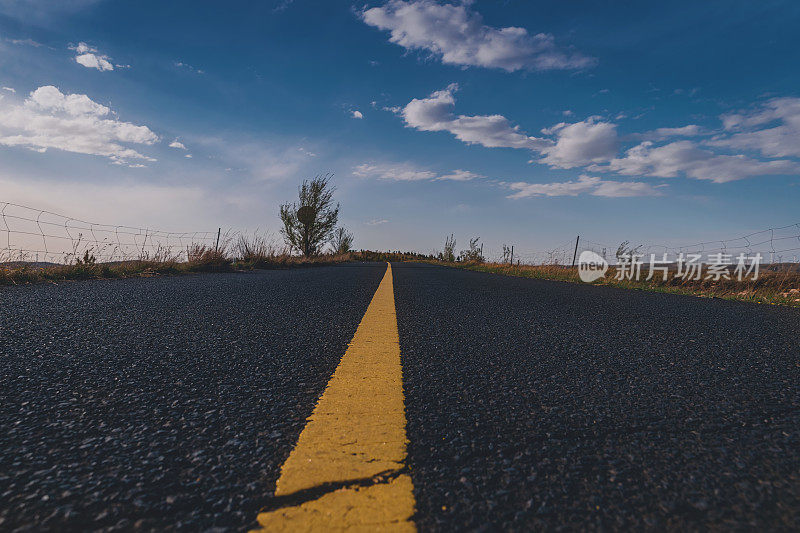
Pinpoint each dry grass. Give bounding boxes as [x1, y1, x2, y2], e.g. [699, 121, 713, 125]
[7, 243, 798, 309]
[0, 242, 354, 287]
[0, 260, 184, 285]
[437, 261, 800, 308]
[0, 232, 407, 288]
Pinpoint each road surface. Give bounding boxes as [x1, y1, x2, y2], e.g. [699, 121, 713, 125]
[1, 262, 798, 531]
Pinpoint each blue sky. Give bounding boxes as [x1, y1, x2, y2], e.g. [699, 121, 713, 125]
[1, 0, 799, 256]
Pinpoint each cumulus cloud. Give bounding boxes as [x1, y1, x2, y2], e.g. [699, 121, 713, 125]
[398, 86, 800, 184]
[354, 162, 482, 181]
[352, 110, 364, 119]
[0, 85, 158, 165]
[708, 97, 800, 158]
[507, 175, 663, 199]
[169, 140, 187, 150]
[3, 87, 16, 93]
[361, 0, 594, 72]
[401, 85, 618, 168]
[602, 140, 800, 183]
[70, 42, 114, 71]
[539, 117, 618, 168]
[402, 84, 552, 150]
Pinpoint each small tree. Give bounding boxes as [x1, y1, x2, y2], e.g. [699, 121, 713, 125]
[331, 227, 354, 254]
[442, 234, 456, 262]
[460, 237, 483, 263]
[280, 174, 339, 256]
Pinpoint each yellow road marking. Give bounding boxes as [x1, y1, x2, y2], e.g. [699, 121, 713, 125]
[253, 263, 416, 532]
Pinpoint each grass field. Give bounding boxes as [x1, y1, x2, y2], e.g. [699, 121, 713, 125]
[441, 261, 800, 308]
[0, 244, 353, 286]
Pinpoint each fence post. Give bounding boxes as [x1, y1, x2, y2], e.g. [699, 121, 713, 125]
[571, 235, 580, 267]
[510, 245, 514, 265]
[215, 227, 221, 252]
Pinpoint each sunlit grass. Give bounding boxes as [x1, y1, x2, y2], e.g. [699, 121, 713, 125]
[437, 261, 800, 308]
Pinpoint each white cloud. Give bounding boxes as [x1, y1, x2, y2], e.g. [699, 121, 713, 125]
[0, 85, 158, 165]
[709, 97, 800, 158]
[507, 175, 663, 199]
[70, 42, 114, 71]
[174, 61, 205, 75]
[401, 86, 616, 168]
[361, 0, 594, 72]
[538, 117, 618, 168]
[436, 169, 482, 181]
[76, 53, 114, 71]
[402, 84, 552, 150]
[366, 218, 389, 225]
[592, 180, 664, 197]
[354, 163, 437, 181]
[169, 140, 187, 150]
[634, 124, 704, 141]
[354, 162, 483, 182]
[5, 38, 43, 47]
[399, 87, 800, 185]
[3, 87, 16, 93]
[602, 140, 800, 183]
[184, 154, 192, 158]
[352, 110, 364, 119]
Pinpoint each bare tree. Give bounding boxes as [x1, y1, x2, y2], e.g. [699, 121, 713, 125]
[331, 227, 354, 254]
[280, 174, 339, 256]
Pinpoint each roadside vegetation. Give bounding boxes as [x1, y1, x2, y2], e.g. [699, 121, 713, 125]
[1, 174, 353, 287]
[0, 174, 436, 287]
[450, 262, 800, 307]
[4, 182, 800, 310]
[0, 242, 354, 287]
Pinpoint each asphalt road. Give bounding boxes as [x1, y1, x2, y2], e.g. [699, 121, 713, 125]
[0, 264, 386, 531]
[393, 262, 800, 530]
[1, 262, 799, 531]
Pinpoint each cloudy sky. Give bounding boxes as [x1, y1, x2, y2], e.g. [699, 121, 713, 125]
[1, 0, 799, 254]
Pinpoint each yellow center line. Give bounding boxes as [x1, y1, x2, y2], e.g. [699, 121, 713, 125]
[252, 262, 416, 532]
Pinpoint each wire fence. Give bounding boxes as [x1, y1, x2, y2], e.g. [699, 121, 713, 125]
[0, 202, 219, 265]
[3, 200, 800, 268]
[475, 223, 800, 267]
